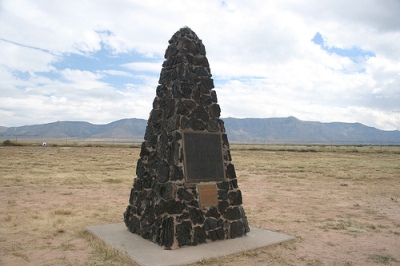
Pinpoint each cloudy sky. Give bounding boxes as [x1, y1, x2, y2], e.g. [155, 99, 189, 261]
[1, 0, 400, 130]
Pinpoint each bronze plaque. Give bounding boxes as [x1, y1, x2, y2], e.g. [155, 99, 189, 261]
[182, 131, 225, 182]
[197, 183, 218, 207]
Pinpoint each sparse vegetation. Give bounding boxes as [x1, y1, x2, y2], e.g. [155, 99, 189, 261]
[0, 144, 399, 265]
[2, 139, 23, 146]
[54, 209, 74, 216]
[3, 139, 12, 146]
[368, 254, 398, 264]
[103, 178, 123, 184]
[0, 139, 142, 148]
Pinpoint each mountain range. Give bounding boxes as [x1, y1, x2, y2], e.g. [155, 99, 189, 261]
[1, 117, 399, 145]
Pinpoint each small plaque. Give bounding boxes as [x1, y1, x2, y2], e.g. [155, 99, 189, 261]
[197, 183, 218, 207]
[182, 131, 225, 182]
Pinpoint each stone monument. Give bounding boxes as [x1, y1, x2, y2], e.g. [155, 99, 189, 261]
[124, 27, 250, 249]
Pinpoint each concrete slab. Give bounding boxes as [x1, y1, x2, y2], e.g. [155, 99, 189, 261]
[86, 223, 294, 266]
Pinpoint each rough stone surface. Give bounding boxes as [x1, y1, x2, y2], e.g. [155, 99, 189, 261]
[124, 27, 249, 249]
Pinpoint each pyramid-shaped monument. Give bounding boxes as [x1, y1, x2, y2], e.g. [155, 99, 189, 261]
[124, 27, 249, 249]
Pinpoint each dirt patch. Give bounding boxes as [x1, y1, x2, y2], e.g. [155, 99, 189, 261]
[1, 145, 399, 265]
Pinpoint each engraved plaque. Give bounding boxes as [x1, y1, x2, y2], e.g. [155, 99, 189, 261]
[182, 131, 225, 182]
[197, 183, 218, 207]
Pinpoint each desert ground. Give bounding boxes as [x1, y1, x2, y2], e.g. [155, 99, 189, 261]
[0, 143, 399, 265]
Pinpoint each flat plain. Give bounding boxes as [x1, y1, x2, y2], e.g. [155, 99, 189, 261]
[0, 143, 399, 265]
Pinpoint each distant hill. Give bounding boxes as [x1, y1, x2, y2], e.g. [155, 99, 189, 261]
[223, 117, 400, 144]
[0, 118, 147, 141]
[1, 117, 399, 145]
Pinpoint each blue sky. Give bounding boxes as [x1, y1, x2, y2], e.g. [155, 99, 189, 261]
[312, 32, 375, 64]
[1, 0, 400, 130]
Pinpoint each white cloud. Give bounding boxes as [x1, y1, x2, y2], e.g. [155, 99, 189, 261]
[0, 41, 57, 72]
[122, 62, 163, 73]
[60, 68, 95, 80]
[99, 69, 132, 77]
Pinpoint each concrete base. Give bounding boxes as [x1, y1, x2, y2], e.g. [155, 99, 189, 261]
[86, 223, 294, 266]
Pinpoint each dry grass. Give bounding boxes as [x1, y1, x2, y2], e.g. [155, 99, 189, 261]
[0, 145, 138, 265]
[0, 144, 399, 265]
